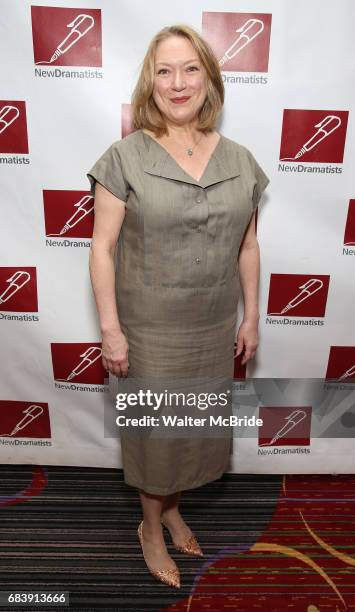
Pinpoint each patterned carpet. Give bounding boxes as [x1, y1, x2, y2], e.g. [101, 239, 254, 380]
[0, 465, 354, 611]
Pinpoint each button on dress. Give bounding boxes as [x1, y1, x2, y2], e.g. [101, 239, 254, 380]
[87, 129, 269, 495]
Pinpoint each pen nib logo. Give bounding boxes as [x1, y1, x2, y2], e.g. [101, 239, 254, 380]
[0, 405, 44, 437]
[47, 195, 94, 237]
[219, 18, 264, 67]
[56, 347, 102, 382]
[0, 271, 31, 305]
[337, 364, 355, 382]
[0, 105, 20, 135]
[269, 278, 323, 315]
[260, 409, 307, 446]
[35, 14, 95, 65]
[280, 115, 341, 161]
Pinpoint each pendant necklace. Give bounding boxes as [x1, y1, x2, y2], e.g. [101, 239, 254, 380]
[186, 133, 204, 156]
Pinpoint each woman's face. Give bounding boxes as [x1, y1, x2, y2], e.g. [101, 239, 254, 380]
[152, 35, 208, 128]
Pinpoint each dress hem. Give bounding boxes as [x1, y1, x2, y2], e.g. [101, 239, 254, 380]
[122, 462, 231, 495]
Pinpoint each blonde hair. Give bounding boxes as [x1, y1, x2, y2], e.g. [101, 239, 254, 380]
[131, 24, 224, 137]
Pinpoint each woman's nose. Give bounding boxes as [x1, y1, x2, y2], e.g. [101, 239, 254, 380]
[171, 70, 186, 90]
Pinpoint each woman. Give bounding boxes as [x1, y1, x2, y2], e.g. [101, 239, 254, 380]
[87, 24, 269, 589]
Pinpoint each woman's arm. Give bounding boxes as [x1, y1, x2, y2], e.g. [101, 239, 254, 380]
[235, 211, 260, 365]
[89, 182, 129, 377]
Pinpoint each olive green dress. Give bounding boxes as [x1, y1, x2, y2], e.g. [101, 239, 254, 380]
[87, 129, 269, 495]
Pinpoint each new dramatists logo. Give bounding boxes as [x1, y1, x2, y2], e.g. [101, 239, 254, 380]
[0, 267, 38, 312]
[202, 12, 272, 73]
[325, 346, 355, 383]
[44, 191, 94, 240]
[267, 274, 330, 319]
[344, 200, 355, 247]
[32, 6, 102, 67]
[51, 343, 107, 386]
[259, 407, 312, 446]
[279, 109, 348, 164]
[0, 101, 29, 154]
[0, 401, 51, 439]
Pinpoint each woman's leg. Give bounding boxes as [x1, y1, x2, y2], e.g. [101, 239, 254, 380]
[138, 489, 177, 571]
[161, 491, 197, 547]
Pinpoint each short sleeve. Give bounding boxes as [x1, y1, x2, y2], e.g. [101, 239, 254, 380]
[247, 150, 270, 211]
[86, 142, 129, 202]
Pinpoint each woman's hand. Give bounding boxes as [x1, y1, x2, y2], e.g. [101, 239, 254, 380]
[101, 327, 130, 377]
[234, 318, 259, 365]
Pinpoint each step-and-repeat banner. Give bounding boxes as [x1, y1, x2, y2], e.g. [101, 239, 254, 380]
[1, 0, 354, 473]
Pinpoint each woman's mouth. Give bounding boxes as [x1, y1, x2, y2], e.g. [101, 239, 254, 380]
[170, 97, 191, 104]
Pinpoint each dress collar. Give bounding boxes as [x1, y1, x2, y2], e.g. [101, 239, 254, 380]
[139, 129, 240, 189]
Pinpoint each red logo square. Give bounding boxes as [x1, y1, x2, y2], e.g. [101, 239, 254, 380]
[279, 110, 348, 163]
[344, 200, 355, 246]
[0, 101, 29, 153]
[44, 191, 94, 238]
[325, 347, 355, 382]
[51, 342, 107, 385]
[32, 7, 102, 67]
[259, 406, 312, 446]
[202, 12, 272, 72]
[0, 401, 51, 439]
[0, 267, 38, 312]
[267, 274, 330, 318]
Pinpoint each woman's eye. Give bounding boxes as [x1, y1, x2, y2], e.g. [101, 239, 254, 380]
[156, 66, 199, 75]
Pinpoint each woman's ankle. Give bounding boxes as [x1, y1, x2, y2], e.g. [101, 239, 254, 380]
[161, 507, 181, 521]
[142, 519, 164, 537]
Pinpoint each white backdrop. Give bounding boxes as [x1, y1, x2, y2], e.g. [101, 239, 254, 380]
[1, 0, 354, 473]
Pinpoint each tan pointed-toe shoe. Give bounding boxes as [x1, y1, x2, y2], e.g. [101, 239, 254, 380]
[137, 520, 181, 588]
[161, 517, 204, 557]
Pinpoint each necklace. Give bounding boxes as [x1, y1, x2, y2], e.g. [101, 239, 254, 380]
[186, 133, 204, 156]
[167, 132, 205, 156]
[144, 130, 205, 156]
